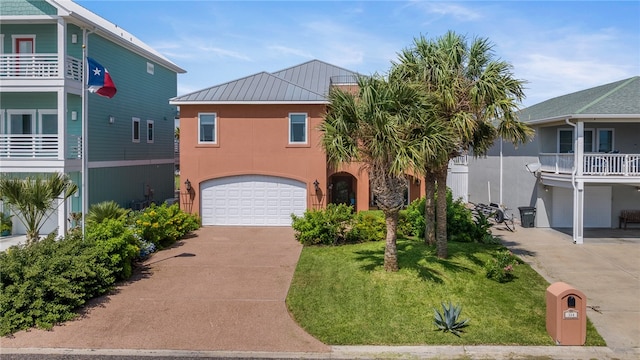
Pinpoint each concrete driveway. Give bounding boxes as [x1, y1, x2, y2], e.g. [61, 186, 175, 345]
[1, 226, 330, 353]
[495, 226, 640, 358]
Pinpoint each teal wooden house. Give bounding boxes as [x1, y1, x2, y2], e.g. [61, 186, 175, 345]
[0, 0, 185, 236]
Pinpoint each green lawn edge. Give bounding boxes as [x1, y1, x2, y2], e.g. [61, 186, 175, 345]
[286, 238, 605, 346]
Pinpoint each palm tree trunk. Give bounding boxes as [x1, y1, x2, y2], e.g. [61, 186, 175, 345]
[384, 210, 399, 272]
[436, 166, 448, 259]
[423, 171, 436, 245]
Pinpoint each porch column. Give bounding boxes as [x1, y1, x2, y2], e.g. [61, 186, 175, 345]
[573, 180, 584, 244]
[57, 194, 68, 238]
[575, 121, 584, 176]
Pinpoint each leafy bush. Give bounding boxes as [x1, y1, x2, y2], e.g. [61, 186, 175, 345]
[401, 197, 426, 238]
[485, 249, 520, 283]
[433, 301, 470, 337]
[0, 233, 116, 336]
[133, 203, 200, 249]
[291, 204, 354, 245]
[348, 211, 386, 242]
[400, 191, 496, 244]
[86, 218, 139, 280]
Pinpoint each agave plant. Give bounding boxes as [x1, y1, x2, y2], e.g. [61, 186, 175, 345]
[433, 301, 470, 337]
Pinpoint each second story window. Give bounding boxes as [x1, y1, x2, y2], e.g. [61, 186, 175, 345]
[289, 113, 307, 144]
[199, 113, 216, 143]
[147, 120, 154, 143]
[132, 118, 140, 143]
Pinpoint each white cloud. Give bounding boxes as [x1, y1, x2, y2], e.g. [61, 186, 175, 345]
[266, 45, 314, 59]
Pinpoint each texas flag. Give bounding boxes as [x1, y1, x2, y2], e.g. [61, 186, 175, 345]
[87, 57, 117, 98]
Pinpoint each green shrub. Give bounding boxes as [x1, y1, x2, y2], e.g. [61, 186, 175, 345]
[348, 211, 386, 242]
[291, 204, 354, 245]
[402, 197, 426, 238]
[86, 218, 139, 280]
[485, 249, 520, 283]
[0, 233, 116, 336]
[133, 203, 200, 249]
[399, 190, 496, 244]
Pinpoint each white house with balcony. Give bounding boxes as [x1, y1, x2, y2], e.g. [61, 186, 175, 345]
[0, 0, 184, 237]
[467, 76, 640, 244]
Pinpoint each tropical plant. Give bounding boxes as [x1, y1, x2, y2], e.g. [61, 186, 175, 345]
[291, 204, 354, 245]
[320, 75, 448, 271]
[433, 301, 470, 337]
[85, 201, 130, 226]
[485, 249, 520, 283]
[0, 212, 12, 236]
[0, 173, 78, 245]
[394, 31, 533, 258]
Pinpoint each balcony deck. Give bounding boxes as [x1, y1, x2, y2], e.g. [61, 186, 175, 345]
[539, 153, 640, 177]
[0, 54, 82, 80]
[0, 135, 82, 160]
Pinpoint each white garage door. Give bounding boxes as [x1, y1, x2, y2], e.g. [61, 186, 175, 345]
[551, 186, 612, 228]
[201, 175, 307, 226]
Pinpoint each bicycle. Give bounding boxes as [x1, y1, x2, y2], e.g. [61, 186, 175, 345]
[471, 202, 516, 232]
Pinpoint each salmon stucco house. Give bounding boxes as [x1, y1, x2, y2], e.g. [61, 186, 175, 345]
[170, 60, 425, 226]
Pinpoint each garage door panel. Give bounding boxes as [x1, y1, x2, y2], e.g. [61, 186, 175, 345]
[201, 175, 307, 226]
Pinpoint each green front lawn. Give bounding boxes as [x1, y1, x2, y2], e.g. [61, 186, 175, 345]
[286, 239, 605, 346]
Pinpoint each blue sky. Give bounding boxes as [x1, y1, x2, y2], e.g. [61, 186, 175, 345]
[76, 0, 640, 107]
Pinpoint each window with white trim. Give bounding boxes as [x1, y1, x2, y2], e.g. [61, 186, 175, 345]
[146, 120, 154, 143]
[198, 113, 216, 143]
[7, 110, 36, 134]
[132, 117, 140, 143]
[557, 128, 594, 153]
[289, 113, 307, 144]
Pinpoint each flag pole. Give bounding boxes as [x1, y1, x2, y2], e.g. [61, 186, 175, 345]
[81, 35, 88, 238]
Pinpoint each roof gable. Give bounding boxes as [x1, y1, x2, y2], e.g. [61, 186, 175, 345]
[171, 72, 326, 103]
[271, 59, 360, 96]
[519, 76, 640, 123]
[171, 59, 360, 104]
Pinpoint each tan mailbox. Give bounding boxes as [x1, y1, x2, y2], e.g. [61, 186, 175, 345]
[546, 282, 587, 345]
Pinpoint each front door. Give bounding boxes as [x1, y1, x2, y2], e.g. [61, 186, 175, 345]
[331, 176, 354, 206]
[15, 37, 34, 75]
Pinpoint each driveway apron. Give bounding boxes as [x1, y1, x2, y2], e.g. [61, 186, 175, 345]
[1, 226, 330, 353]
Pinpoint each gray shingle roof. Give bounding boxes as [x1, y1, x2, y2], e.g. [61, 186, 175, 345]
[518, 76, 640, 123]
[171, 59, 360, 104]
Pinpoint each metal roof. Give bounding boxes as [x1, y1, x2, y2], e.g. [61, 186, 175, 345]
[519, 76, 640, 124]
[171, 59, 360, 104]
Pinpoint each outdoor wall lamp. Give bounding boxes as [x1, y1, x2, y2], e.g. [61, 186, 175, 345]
[108, 115, 115, 124]
[313, 179, 320, 192]
[185, 179, 192, 192]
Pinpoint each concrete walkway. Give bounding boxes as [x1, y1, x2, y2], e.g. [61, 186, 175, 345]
[1, 225, 639, 359]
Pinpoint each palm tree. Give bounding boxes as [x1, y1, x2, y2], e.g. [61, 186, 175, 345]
[0, 173, 78, 245]
[395, 31, 533, 258]
[321, 75, 447, 271]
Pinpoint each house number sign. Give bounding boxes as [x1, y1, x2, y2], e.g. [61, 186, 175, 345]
[563, 309, 579, 319]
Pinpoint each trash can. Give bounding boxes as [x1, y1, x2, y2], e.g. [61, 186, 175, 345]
[546, 282, 587, 345]
[518, 206, 536, 228]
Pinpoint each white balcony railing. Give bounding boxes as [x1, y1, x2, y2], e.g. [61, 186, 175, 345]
[539, 153, 640, 177]
[0, 54, 82, 80]
[0, 134, 82, 159]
